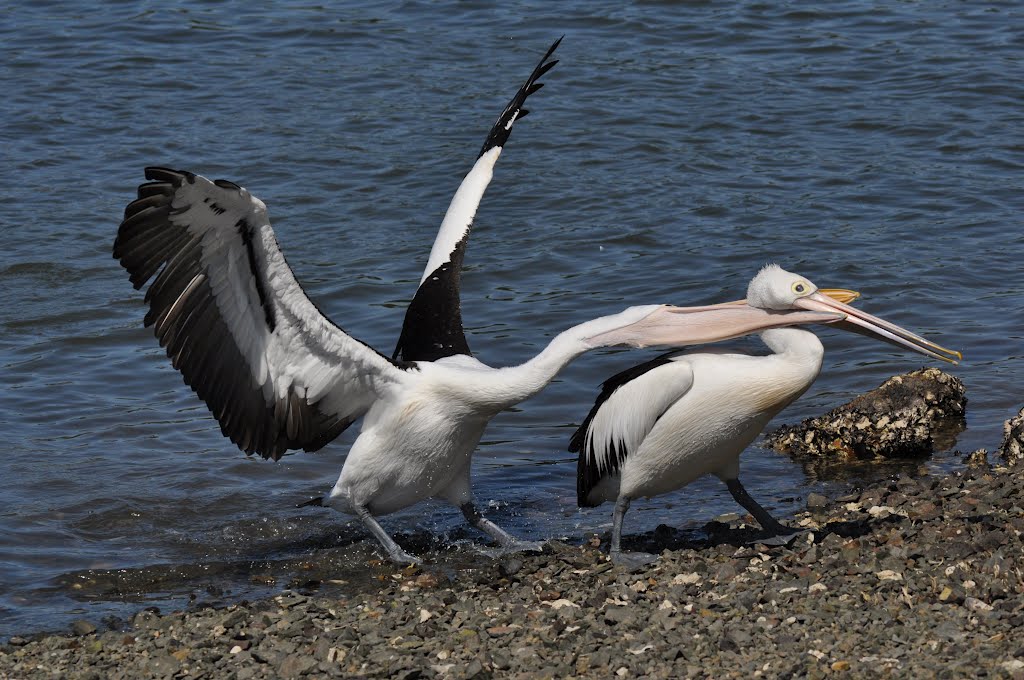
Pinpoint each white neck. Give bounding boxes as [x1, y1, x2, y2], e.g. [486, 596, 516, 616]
[751, 327, 826, 417]
[481, 306, 663, 408]
[760, 327, 825, 362]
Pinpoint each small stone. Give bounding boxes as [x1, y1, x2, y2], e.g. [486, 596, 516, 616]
[486, 625, 516, 636]
[806, 492, 828, 510]
[220, 608, 248, 629]
[603, 606, 632, 626]
[465, 658, 485, 678]
[415, 572, 441, 588]
[672, 572, 702, 585]
[132, 610, 160, 629]
[147, 654, 181, 676]
[279, 653, 317, 678]
[964, 597, 994, 612]
[70, 620, 97, 636]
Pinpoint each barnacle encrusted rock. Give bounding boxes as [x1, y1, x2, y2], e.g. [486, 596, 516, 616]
[995, 406, 1024, 466]
[765, 368, 966, 459]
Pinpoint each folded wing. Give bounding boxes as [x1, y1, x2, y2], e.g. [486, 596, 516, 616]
[114, 168, 413, 460]
[571, 352, 695, 506]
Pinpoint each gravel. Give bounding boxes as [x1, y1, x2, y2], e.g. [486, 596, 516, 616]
[4, 459, 1023, 679]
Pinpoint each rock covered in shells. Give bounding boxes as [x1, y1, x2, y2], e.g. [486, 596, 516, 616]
[765, 368, 966, 459]
[995, 406, 1024, 465]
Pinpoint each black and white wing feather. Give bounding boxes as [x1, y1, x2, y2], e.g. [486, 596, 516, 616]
[571, 353, 695, 506]
[393, 37, 562, 362]
[114, 168, 413, 460]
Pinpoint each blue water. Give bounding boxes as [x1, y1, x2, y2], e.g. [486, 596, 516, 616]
[2, 1, 1021, 638]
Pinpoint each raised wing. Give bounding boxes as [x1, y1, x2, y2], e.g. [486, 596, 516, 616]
[393, 37, 562, 362]
[571, 352, 695, 506]
[114, 168, 413, 460]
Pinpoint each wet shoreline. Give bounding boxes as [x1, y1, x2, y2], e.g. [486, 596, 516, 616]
[3, 460, 1022, 678]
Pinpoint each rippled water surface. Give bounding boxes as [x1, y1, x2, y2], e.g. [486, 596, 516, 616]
[2, 1, 1021, 638]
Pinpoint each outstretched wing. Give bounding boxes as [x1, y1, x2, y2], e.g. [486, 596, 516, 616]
[571, 352, 695, 506]
[114, 168, 413, 460]
[393, 37, 562, 362]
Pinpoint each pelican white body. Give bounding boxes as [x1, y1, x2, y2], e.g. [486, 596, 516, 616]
[584, 329, 824, 506]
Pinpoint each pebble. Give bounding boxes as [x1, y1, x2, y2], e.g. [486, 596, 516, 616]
[806, 492, 828, 509]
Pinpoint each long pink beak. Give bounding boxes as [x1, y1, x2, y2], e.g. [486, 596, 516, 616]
[793, 292, 962, 364]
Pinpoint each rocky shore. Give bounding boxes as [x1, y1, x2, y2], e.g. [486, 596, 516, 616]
[3, 459, 1023, 679]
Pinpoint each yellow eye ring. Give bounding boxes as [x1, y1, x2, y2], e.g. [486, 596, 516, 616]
[791, 281, 809, 295]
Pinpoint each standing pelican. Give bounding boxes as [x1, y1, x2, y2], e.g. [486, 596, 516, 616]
[571, 264, 961, 565]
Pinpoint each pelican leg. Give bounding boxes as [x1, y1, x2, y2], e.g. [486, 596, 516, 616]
[609, 496, 658, 567]
[354, 504, 421, 565]
[724, 478, 794, 537]
[459, 503, 544, 553]
[610, 496, 630, 556]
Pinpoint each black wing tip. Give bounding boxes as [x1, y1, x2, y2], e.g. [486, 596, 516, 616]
[144, 166, 195, 185]
[297, 496, 325, 508]
[568, 421, 586, 453]
[575, 441, 601, 507]
[214, 178, 241, 191]
[477, 36, 562, 158]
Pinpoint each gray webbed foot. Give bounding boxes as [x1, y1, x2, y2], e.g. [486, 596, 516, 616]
[750, 527, 805, 547]
[610, 550, 659, 569]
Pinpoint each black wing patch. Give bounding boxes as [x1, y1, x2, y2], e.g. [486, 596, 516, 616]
[392, 240, 472, 362]
[393, 37, 562, 363]
[114, 167, 366, 460]
[571, 351, 682, 507]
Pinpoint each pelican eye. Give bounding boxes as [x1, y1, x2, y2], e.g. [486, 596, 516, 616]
[791, 281, 809, 295]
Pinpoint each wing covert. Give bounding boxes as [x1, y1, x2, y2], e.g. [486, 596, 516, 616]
[114, 167, 413, 460]
[572, 352, 695, 506]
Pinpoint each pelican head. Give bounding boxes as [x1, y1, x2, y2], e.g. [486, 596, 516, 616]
[747, 264, 962, 364]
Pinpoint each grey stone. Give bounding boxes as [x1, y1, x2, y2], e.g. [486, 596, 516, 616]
[806, 492, 829, 509]
[278, 652, 317, 677]
[70, 619, 97, 636]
